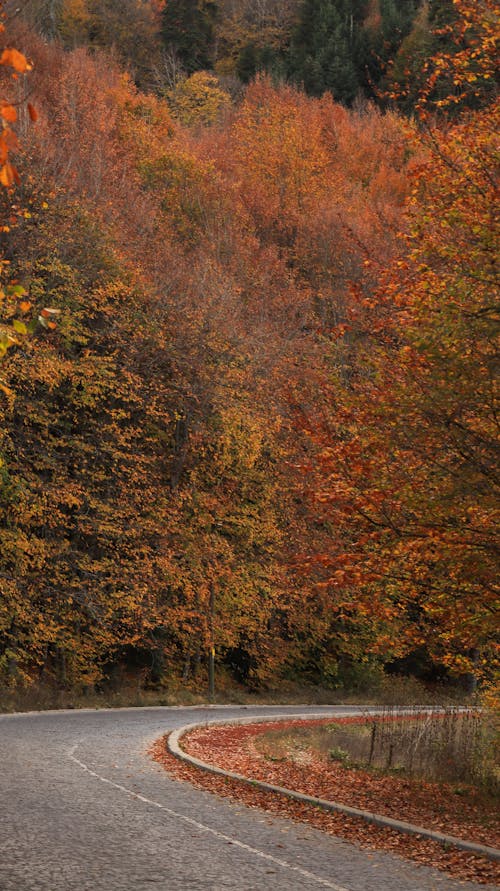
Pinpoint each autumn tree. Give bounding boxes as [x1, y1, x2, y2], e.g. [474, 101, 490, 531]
[165, 71, 230, 126]
[0, 192, 182, 686]
[0, 28, 297, 690]
[386, 0, 498, 113]
[0, 2, 42, 379]
[300, 0, 499, 681]
[70, 0, 161, 87]
[215, 0, 297, 80]
[0, 8, 449, 696]
[384, 1, 434, 112]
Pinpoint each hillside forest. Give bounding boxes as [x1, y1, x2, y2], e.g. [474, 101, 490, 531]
[0, 0, 498, 698]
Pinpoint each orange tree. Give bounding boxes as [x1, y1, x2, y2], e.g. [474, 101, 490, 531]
[299, 0, 499, 680]
[0, 38, 292, 689]
[0, 195, 173, 686]
[0, 2, 37, 370]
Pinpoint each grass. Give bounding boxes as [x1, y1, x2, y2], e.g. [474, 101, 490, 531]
[255, 707, 500, 801]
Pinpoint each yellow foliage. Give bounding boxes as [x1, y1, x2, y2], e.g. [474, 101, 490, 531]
[481, 676, 500, 713]
[59, 0, 92, 45]
[167, 72, 231, 128]
[217, 405, 264, 472]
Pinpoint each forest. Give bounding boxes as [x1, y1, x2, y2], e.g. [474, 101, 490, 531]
[0, 0, 497, 701]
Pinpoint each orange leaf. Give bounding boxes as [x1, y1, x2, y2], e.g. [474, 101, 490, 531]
[0, 48, 32, 73]
[0, 161, 15, 187]
[1, 103, 17, 123]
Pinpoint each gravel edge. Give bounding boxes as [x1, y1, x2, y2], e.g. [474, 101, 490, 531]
[167, 713, 500, 864]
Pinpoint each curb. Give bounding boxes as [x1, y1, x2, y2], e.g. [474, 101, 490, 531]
[167, 713, 500, 864]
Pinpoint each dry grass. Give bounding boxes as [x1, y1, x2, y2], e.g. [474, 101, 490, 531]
[255, 708, 499, 800]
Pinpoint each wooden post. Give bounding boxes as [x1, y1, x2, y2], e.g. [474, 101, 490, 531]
[208, 646, 215, 700]
[208, 583, 215, 699]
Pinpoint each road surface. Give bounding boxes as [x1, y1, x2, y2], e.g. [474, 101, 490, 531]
[0, 705, 495, 890]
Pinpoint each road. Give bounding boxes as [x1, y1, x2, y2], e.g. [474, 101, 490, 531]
[0, 705, 495, 891]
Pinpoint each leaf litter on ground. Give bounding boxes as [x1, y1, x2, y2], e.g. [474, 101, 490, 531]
[151, 717, 500, 886]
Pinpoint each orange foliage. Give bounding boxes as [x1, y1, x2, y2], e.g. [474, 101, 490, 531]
[298, 1, 499, 679]
[9, 9, 491, 694]
[0, 10, 33, 188]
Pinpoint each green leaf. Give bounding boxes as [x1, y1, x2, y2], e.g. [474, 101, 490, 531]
[7, 284, 27, 297]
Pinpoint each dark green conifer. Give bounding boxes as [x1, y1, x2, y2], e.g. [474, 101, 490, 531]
[237, 43, 258, 83]
[289, 0, 422, 104]
[289, 0, 363, 101]
[161, 0, 218, 74]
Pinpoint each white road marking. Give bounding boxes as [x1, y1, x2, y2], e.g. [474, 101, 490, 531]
[68, 744, 350, 891]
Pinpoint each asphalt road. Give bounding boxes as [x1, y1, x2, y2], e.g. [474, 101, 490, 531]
[0, 705, 495, 891]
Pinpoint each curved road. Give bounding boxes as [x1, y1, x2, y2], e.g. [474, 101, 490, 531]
[0, 705, 495, 891]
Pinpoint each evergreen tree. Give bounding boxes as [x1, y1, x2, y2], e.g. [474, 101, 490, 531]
[236, 43, 259, 83]
[289, 0, 364, 102]
[388, 0, 496, 113]
[380, 0, 422, 46]
[385, 2, 434, 111]
[288, 0, 422, 104]
[161, 0, 218, 74]
[236, 43, 283, 85]
[358, 0, 423, 102]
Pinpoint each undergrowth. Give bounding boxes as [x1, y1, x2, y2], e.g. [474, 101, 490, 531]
[0, 671, 476, 714]
[256, 708, 499, 801]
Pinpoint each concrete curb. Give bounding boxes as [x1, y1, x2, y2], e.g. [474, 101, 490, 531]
[167, 713, 500, 864]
